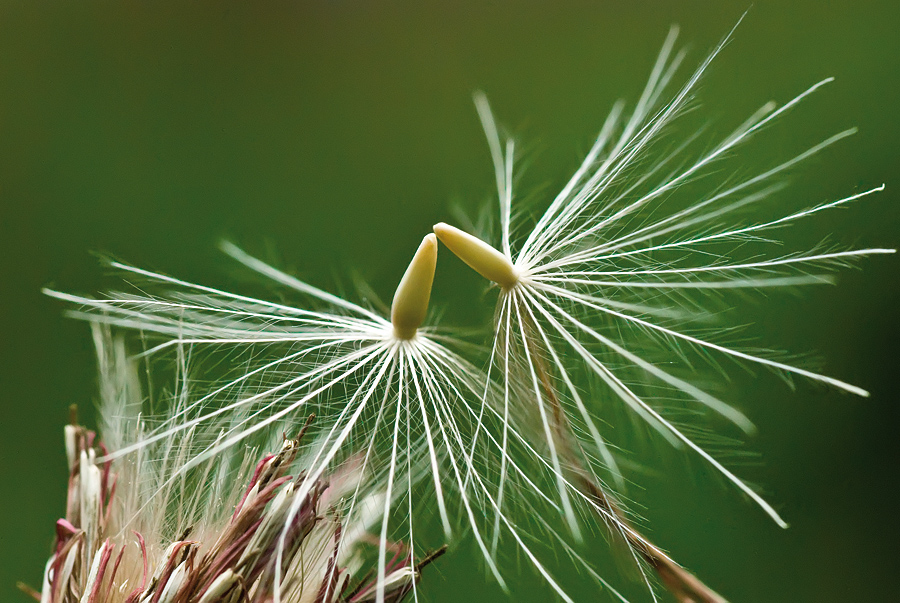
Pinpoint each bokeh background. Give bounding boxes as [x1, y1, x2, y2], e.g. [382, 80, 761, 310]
[1, 1, 898, 601]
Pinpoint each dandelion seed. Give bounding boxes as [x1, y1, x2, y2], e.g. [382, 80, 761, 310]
[435, 23, 893, 602]
[22, 326, 443, 603]
[45, 236, 581, 601]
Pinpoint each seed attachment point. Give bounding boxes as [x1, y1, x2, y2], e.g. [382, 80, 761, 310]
[391, 234, 438, 340]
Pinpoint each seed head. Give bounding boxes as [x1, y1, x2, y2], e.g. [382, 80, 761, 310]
[24, 327, 441, 603]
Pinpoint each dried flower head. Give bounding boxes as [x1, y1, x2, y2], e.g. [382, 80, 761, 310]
[22, 326, 443, 603]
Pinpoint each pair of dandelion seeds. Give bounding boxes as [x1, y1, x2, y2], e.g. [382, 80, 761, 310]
[41, 26, 892, 603]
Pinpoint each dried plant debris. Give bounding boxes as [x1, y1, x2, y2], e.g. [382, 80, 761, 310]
[22, 417, 443, 603]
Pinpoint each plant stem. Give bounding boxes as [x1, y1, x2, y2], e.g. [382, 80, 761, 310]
[524, 316, 727, 603]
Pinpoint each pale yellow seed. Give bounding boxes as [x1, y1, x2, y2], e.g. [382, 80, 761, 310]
[391, 234, 438, 340]
[433, 222, 519, 289]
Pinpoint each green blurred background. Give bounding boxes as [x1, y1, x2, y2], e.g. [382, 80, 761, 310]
[1, 1, 897, 601]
